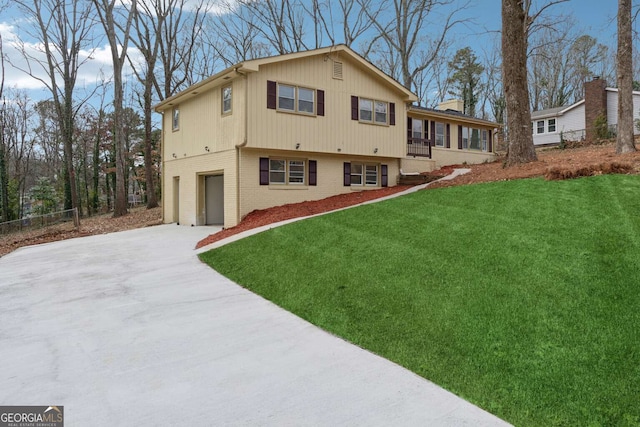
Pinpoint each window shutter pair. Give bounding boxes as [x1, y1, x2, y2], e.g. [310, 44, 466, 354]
[350, 96, 395, 125]
[260, 157, 316, 185]
[267, 81, 324, 116]
[344, 162, 387, 187]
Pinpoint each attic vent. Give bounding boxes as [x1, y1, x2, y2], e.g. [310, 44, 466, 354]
[333, 61, 343, 80]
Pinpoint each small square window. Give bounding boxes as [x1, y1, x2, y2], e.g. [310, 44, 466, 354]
[172, 108, 179, 131]
[222, 85, 232, 114]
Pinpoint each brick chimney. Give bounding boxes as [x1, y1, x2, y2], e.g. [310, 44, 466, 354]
[584, 77, 607, 142]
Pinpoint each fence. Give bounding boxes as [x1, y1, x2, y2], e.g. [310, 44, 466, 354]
[0, 208, 80, 236]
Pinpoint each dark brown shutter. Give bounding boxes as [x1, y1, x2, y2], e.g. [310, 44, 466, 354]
[424, 120, 429, 140]
[407, 117, 412, 140]
[458, 125, 463, 149]
[488, 130, 493, 152]
[259, 157, 269, 185]
[343, 162, 351, 186]
[351, 96, 359, 120]
[389, 103, 395, 125]
[267, 81, 277, 109]
[430, 121, 436, 146]
[446, 123, 451, 148]
[317, 90, 325, 116]
[381, 165, 388, 187]
[309, 160, 317, 186]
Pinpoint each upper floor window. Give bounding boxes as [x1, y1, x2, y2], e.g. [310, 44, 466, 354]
[548, 118, 556, 132]
[351, 96, 395, 125]
[222, 85, 232, 114]
[172, 108, 179, 131]
[277, 84, 315, 115]
[267, 80, 324, 116]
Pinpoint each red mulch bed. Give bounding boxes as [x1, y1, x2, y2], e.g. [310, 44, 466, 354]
[196, 141, 640, 249]
[195, 185, 413, 248]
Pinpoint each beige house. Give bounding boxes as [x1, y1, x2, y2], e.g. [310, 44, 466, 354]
[155, 45, 498, 228]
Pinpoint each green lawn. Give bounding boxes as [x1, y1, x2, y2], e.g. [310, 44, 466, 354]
[200, 175, 640, 426]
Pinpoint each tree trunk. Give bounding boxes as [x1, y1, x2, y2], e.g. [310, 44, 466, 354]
[143, 86, 158, 208]
[616, 0, 636, 153]
[502, 0, 537, 165]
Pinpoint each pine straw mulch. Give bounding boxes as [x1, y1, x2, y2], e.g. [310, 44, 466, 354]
[195, 140, 640, 249]
[0, 206, 162, 258]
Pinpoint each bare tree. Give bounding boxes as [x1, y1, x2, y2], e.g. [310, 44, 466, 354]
[502, 0, 536, 165]
[0, 32, 8, 222]
[361, 0, 468, 93]
[10, 0, 97, 215]
[234, 0, 308, 55]
[93, 0, 136, 217]
[617, 0, 636, 153]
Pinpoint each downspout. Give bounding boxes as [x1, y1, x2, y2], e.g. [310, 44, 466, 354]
[158, 111, 165, 224]
[235, 67, 249, 227]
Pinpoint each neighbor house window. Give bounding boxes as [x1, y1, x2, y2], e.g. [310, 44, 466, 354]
[435, 122, 445, 147]
[548, 118, 556, 132]
[222, 85, 232, 114]
[172, 107, 179, 131]
[268, 158, 305, 185]
[537, 120, 545, 134]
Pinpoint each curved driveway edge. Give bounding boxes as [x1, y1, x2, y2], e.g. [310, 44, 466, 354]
[0, 169, 511, 426]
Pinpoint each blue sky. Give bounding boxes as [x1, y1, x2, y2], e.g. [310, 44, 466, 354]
[0, 0, 629, 103]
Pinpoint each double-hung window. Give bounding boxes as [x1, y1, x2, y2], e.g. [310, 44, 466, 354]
[482, 130, 489, 151]
[269, 159, 305, 185]
[435, 123, 445, 147]
[537, 120, 545, 134]
[374, 101, 387, 124]
[277, 84, 315, 115]
[470, 128, 481, 150]
[172, 108, 179, 131]
[548, 118, 556, 133]
[412, 119, 423, 140]
[359, 98, 373, 122]
[278, 85, 296, 111]
[359, 98, 388, 125]
[350, 163, 378, 186]
[222, 85, 232, 114]
[461, 126, 469, 149]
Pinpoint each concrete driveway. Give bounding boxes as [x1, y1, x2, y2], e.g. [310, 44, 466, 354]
[0, 224, 510, 426]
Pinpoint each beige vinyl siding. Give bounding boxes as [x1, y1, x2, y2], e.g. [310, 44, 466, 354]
[238, 148, 399, 220]
[246, 54, 407, 159]
[162, 78, 246, 159]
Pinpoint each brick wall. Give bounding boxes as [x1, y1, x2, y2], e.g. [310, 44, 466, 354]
[584, 78, 607, 142]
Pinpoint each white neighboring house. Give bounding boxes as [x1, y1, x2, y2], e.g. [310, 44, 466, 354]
[531, 78, 640, 146]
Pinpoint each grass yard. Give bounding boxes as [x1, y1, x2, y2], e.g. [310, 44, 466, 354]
[200, 175, 640, 426]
